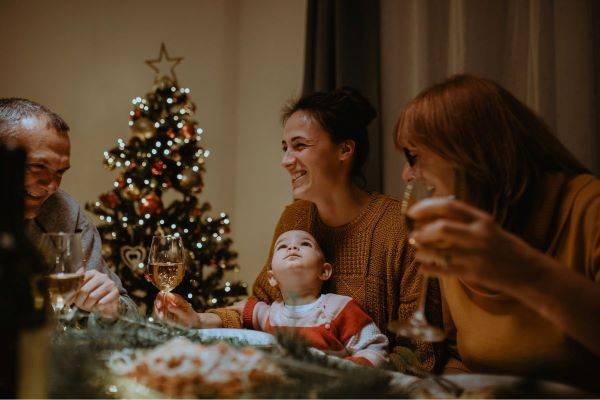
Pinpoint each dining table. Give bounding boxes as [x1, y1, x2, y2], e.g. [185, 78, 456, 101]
[39, 311, 585, 399]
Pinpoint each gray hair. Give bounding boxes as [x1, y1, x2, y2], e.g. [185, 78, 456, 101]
[0, 98, 70, 142]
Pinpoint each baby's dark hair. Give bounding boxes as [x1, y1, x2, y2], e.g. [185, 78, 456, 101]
[281, 87, 377, 185]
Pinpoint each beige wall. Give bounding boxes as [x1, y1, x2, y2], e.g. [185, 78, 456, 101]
[0, 0, 305, 286]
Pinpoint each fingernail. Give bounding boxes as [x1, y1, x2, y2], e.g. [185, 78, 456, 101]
[156, 300, 162, 308]
[408, 237, 417, 246]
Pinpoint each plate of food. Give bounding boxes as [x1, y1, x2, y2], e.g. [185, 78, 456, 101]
[107, 337, 286, 398]
[191, 328, 276, 347]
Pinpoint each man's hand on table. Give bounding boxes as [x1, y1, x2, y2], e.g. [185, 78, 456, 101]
[154, 292, 223, 328]
[73, 268, 120, 319]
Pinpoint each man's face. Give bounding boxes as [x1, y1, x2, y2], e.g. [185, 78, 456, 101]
[14, 116, 70, 219]
[269, 230, 331, 295]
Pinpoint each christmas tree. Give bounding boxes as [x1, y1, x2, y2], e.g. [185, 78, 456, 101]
[86, 44, 247, 315]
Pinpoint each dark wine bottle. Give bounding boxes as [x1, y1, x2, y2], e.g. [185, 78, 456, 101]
[0, 143, 49, 397]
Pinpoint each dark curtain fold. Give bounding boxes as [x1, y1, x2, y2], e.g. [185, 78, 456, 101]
[303, 0, 383, 192]
[591, 0, 600, 175]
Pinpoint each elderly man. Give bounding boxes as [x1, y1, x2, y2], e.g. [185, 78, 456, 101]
[0, 98, 137, 318]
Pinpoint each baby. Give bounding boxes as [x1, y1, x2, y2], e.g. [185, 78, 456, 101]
[240, 230, 389, 367]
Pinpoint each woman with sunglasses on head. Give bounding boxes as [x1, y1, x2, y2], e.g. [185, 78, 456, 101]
[395, 74, 600, 390]
[155, 87, 444, 373]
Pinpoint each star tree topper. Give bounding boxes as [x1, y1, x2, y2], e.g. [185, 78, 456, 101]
[145, 43, 184, 84]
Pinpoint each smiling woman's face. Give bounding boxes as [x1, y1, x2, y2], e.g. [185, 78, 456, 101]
[401, 143, 455, 197]
[281, 111, 348, 201]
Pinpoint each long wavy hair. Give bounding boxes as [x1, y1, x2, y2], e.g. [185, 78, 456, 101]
[395, 74, 589, 234]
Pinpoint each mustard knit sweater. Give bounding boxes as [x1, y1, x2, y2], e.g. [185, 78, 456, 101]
[442, 173, 600, 389]
[209, 193, 443, 372]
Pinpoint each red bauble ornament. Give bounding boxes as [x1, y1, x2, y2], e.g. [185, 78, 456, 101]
[151, 160, 166, 175]
[139, 193, 163, 215]
[100, 191, 120, 208]
[167, 129, 176, 139]
[182, 124, 195, 139]
[134, 109, 142, 118]
[116, 176, 126, 188]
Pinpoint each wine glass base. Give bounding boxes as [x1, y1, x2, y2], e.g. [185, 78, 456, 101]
[389, 319, 445, 342]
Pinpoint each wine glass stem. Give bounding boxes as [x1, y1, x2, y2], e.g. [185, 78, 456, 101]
[416, 274, 430, 316]
[162, 291, 174, 321]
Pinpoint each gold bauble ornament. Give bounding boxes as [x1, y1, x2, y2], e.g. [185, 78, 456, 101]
[123, 184, 141, 201]
[180, 167, 202, 192]
[132, 117, 155, 139]
[102, 243, 113, 257]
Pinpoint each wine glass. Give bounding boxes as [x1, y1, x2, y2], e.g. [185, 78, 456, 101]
[39, 232, 85, 316]
[388, 180, 446, 342]
[146, 235, 186, 320]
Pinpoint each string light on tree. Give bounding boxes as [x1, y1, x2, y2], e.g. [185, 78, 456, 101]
[86, 43, 246, 314]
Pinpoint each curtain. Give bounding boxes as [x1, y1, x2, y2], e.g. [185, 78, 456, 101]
[303, 0, 383, 192]
[381, 0, 600, 197]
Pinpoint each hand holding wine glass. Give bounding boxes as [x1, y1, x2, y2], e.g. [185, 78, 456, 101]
[39, 232, 84, 316]
[147, 235, 186, 321]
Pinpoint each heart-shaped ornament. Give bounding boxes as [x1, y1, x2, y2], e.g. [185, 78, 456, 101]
[120, 245, 147, 276]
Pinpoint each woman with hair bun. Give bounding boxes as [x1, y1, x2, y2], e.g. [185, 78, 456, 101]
[156, 87, 443, 372]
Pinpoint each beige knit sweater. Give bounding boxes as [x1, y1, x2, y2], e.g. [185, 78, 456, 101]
[209, 193, 443, 371]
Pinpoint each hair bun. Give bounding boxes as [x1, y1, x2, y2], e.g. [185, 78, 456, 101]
[335, 86, 377, 127]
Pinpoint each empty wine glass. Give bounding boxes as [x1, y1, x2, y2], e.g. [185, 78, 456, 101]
[146, 235, 186, 320]
[388, 180, 446, 342]
[39, 232, 85, 316]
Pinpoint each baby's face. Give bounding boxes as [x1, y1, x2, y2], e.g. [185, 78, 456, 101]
[270, 230, 330, 294]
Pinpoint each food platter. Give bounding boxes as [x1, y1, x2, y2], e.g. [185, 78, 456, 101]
[106, 336, 287, 397]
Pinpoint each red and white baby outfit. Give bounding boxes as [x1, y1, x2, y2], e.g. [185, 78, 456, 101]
[242, 293, 389, 367]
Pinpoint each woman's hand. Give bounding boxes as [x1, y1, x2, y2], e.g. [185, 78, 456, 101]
[154, 293, 224, 328]
[154, 292, 199, 327]
[407, 196, 600, 356]
[407, 197, 540, 293]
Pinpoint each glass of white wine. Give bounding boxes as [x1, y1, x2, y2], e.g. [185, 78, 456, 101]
[388, 179, 446, 342]
[39, 232, 85, 316]
[146, 235, 186, 319]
